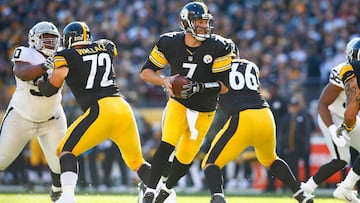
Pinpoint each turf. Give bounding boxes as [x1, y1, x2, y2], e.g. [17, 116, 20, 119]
[0, 193, 346, 203]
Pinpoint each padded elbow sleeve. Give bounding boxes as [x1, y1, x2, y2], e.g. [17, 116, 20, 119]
[38, 80, 59, 97]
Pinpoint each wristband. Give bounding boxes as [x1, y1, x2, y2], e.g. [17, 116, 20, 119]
[201, 82, 221, 94]
[342, 123, 354, 132]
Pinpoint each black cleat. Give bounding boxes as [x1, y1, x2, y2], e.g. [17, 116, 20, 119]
[143, 192, 155, 203]
[154, 189, 170, 203]
[50, 190, 62, 202]
[293, 189, 314, 203]
[210, 195, 227, 203]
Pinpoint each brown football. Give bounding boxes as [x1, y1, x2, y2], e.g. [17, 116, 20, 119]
[171, 75, 191, 98]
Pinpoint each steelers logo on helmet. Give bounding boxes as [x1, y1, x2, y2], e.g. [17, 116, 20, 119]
[203, 54, 213, 64]
[179, 1, 213, 41]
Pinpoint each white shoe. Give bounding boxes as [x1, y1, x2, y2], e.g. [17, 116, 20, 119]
[333, 183, 360, 203]
[300, 182, 314, 197]
[55, 193, 76, 203]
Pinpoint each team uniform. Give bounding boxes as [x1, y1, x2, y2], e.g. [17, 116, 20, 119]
[320, 63, 360, 163]
[53, 40, 145, 171]
[202, 58, 313, 203]
[142, 31, 232, 164]
[0, 46, 66, 176]
[201, 58, 273, 168]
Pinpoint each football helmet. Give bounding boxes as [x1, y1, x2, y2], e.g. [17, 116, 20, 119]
[62, 21, 92, 48]
[346, 37, 360, 62]
[180, 1, 213, 41]
[28, 21, 60, 56]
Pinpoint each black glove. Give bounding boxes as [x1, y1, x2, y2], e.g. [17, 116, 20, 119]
[181, 81, 202, 99]
[40, 56, 54, 70]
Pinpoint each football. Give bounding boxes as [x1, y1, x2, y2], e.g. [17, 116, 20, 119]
[171, 75, 191, 98]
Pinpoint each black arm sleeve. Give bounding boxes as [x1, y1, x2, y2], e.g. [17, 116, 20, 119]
[38, 80, 59, 97]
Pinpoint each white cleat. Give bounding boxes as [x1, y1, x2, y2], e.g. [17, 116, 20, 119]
[54, 193, 76, 203]
[333, 183, 360, 203]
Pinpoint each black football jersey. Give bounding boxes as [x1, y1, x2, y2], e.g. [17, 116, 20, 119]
[219, 59, 269, 116]
[54, 41, 120, 111]
[142, 31, 232, 112]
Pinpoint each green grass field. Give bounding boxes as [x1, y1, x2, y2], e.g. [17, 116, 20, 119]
[0, 193, 346, 203]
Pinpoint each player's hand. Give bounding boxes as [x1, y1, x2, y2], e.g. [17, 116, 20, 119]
[41, 56, 54, 70]
[181, 80, 202, 99]
[330, 124, 350, 147]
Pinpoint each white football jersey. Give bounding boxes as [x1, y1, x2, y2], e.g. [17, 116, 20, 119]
[327, 62, 346, 118]
[10, 46, 62, 122]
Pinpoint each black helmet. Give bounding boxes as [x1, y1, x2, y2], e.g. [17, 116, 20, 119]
[179, 1, 213, 41]
[62, 21, 92, 48]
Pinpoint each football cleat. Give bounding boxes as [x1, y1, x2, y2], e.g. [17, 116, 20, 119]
[210, 195, 227, 203]
[50, 190, 62, 202]
[293, 189, 314, 203]
[137, 181, 147, 203]
[154, 188, 171, 203]
[54, 193, 76, 203]
[333, 183, 360, 203]
[143, 192, 155, 203]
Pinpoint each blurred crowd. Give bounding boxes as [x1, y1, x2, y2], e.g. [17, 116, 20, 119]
[1, 0, 360, 193]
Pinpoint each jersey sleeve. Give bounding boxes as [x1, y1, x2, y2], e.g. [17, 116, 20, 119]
[328, 63, 345, 88]
[53, 51, 69, 69]
[11, 46, 35, 63]
[339, 63, 355, 84]
[141, 36, 169, 72]
[211, 36, 232, 74]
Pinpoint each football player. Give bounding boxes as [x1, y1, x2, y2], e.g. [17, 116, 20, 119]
[139, 1, 232, 203]
[329, 39, 360, 203]
[0, 21, 65, 202]
[201, 45, 314, 203]
[301, 38, 360, 202]
[37, 21, 151, 203]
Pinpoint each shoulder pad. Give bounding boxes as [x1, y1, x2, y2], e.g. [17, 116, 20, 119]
[96, 39, 117, 56]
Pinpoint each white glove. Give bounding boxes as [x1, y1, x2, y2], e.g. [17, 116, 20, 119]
[40, 56, 54, 70]
[329, 124, 350, 147]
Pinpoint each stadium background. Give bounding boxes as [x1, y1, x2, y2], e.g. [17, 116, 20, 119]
[0, 0, 359, 195]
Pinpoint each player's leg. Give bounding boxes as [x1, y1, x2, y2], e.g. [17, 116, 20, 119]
[255, 108, 313, 203]
[202, 113, 247, 203]
[55, 102, 109, 203]
[38, 110, 66, 202]
[301, 114, 349, 196]
[0, 108, 33, 170]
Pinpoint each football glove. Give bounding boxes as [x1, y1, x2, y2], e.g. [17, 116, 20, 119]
[41, 56, 54, 70]
[330, 124, 350, 147]
[181, 80, 202, 99]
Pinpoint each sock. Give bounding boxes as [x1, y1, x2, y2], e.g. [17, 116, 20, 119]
[60, 171, 78, 196]
[204, 164, 224, 194]
[269, 158, 299, 193]
[342, 169, 360, 189]
[305, 177, 318, 193]
[165, 157, 191, 189]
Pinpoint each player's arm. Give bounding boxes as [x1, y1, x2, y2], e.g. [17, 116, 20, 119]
[343, 76, 360, 129]
[140, 68, 178, 97]
[318, 83, 342, 127]
[13, 60, 49, 81]
[38, 55, 68, 97]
